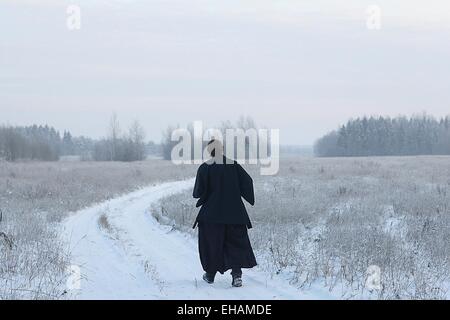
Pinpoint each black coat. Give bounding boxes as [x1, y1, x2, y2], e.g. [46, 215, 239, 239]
[192, 156, 255, 229]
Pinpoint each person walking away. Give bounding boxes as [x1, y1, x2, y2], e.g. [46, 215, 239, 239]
[192, 139, 257, 287]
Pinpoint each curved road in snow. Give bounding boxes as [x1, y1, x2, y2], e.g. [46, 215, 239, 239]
[62, 178, 329, 299]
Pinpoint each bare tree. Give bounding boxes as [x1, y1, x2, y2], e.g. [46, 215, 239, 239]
[128, 120, 146, 161]
[108, 113, 121, 161]
[161, 124, 178, 160]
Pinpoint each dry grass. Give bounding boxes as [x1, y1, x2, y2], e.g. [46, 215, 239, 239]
[0, 159, 195, 299]
[2, 156, 449, 299]
[98, 214, 112, 232]
[152, 156, 450, 299]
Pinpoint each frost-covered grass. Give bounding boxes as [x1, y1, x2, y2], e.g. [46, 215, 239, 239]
[2, 157, 448, 299]
[151, 156, 450, 299]
[0, 160, 195, 299]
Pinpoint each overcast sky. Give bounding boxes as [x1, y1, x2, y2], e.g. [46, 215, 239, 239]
[1, 0, 450, 145]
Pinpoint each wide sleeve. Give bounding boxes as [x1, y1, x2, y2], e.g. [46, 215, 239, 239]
[236, 163, 255, 205]
[193, 164, 208, 207]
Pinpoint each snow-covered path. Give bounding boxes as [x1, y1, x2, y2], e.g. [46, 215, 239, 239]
[62, 179, 329, 300]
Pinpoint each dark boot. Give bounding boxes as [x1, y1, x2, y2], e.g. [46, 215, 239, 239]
[202, 272, 216, 284]
[232, 275, 242, 287]
[231, 268, 242, 287]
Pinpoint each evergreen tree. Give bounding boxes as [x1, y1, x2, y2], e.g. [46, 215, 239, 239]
[315, 114, 450, 157]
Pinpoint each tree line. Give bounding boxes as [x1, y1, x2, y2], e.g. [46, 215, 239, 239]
[92, 114, 148, 161]
[0, 125, 61, 161]
[314, 114, 450, 157]
[160, 116, 264, 161]
[0, 115, 150, 162]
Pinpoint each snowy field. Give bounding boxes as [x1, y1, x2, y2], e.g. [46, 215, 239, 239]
[62, 179, 333, 299]
[1, 157, 449, 299]
[153, 156, 450, 299]
[0, 160, 194, 299]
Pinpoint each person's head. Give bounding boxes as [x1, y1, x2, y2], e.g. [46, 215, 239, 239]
[207, 139, 223, 158]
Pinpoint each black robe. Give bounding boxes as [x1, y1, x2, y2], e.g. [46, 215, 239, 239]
[193, 156, 257, 274]
[198, 221, 257, 275]
[192, 156, 254, 229]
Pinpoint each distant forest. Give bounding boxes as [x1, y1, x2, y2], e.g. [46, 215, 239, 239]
[0, 116, 159, 162]
[314, 115, 450, 157]
[2, 114, 450, 161]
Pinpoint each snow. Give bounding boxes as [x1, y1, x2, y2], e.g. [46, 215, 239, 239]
[61, 178, 333, 300]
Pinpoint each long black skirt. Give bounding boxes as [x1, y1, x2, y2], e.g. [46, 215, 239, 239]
[198, 221, 257, 274]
